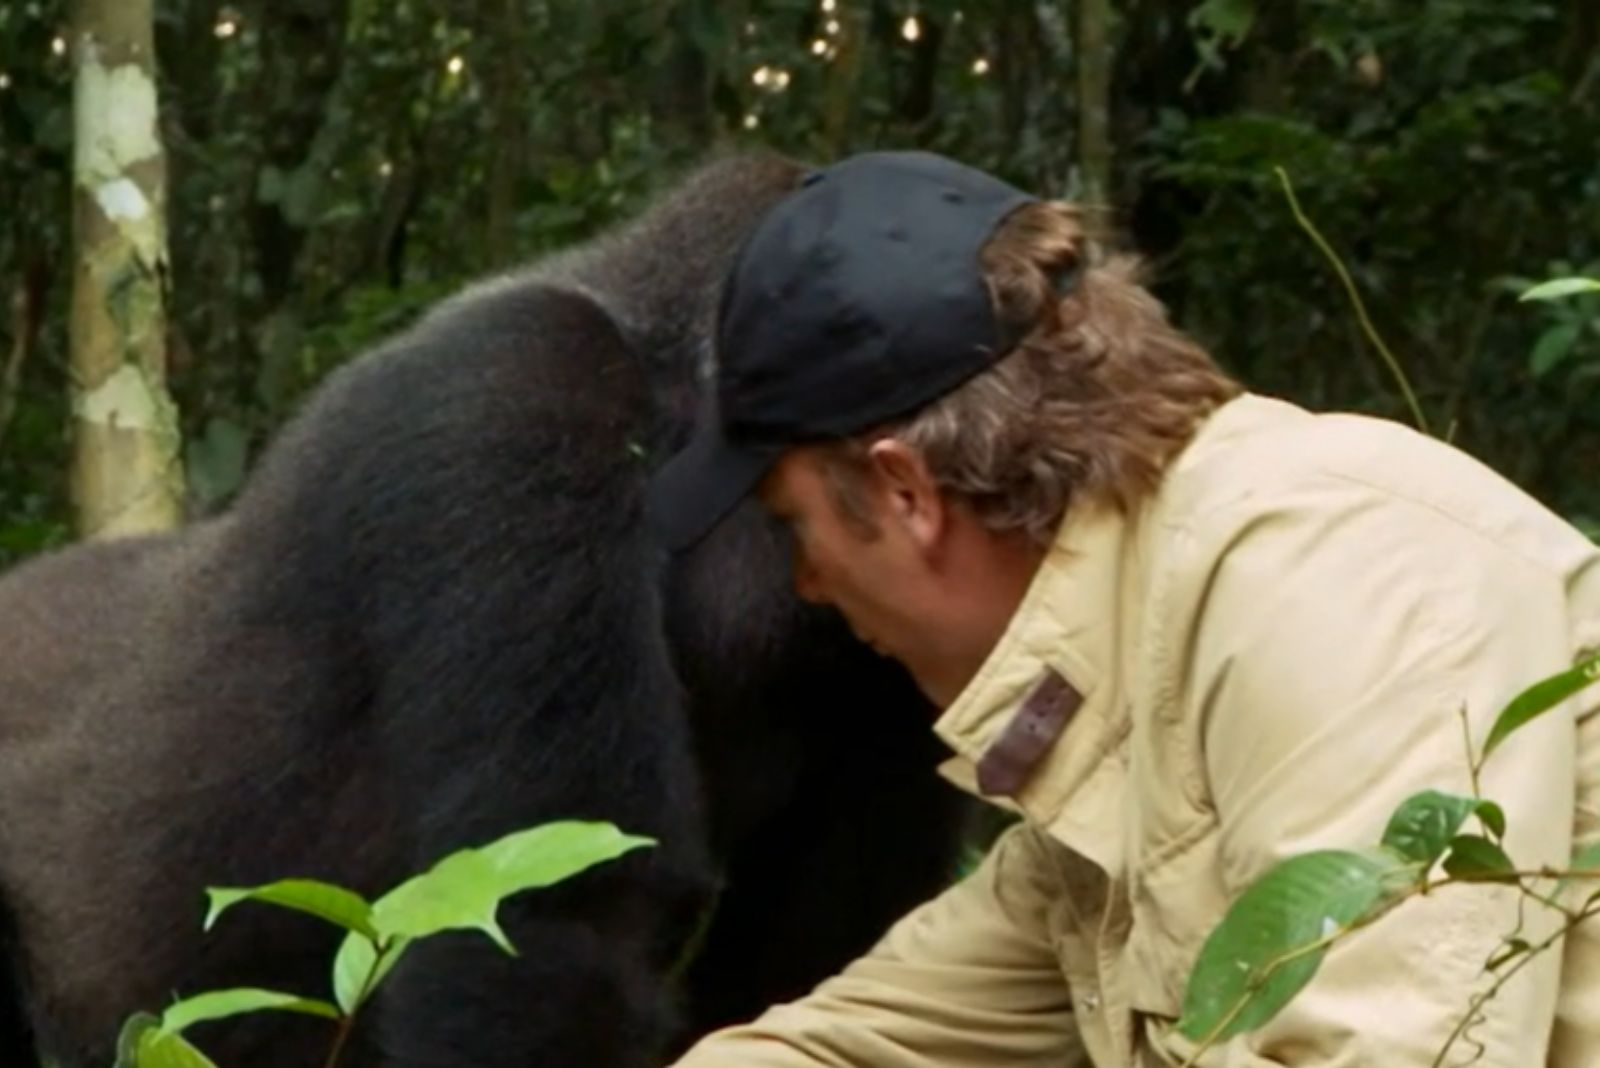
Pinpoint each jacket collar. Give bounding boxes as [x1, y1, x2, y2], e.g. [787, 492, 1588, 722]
[931, 393, 1278, 803]
[932, 495, 1148, 872]
[928, 394, 1279, 871]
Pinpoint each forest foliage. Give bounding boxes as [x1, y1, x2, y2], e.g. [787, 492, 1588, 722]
[1, 0, 1597, 560]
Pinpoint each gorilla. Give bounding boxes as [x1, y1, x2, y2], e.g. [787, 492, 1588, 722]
[0, 152, 970, 1068]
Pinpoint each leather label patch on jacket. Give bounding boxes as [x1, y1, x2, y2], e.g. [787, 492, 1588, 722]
[976, 669, 1083, 797]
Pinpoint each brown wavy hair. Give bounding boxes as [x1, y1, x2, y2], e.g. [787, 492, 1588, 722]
[821, 200, 1241, 546]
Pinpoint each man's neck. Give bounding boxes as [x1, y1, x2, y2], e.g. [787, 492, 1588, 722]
[923, 511, 1049, 706]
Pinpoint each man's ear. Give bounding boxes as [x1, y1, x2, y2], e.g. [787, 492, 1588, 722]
[864, 438, 946, 550]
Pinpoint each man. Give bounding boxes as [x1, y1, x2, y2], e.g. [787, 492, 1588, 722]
[647, 150, 1600, 1066]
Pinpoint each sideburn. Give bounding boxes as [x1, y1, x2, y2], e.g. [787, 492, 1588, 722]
[816, 447, 886, 542]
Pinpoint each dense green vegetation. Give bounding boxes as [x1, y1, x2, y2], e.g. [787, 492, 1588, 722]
[2, 0, 1597, 561]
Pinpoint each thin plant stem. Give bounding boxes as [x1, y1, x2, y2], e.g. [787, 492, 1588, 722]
[1430, 900, 1600, 1068]
[1460, 706, 1485, 803]
[1273, 166, 1431, 435]
[1178, 893, 1411, 1067]
[322, 1012, 359, 1068]
[1176, 867, 1600, 1066]
[323, 941, 387, 1068]
[1516, 878, 1577, 923]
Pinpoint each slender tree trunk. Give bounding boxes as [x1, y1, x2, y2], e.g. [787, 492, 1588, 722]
[248, 0, 352, 310]
[1075, 0, 1114, 202]
[68, 0, 185, 538]
[648, 0, 716, 150]
[0, 237, 46, 448]
[486, 0, 529, 266]
[0, 279, 33, 446]
[1565, 0, 1600, 105]
[898, 13, 944, 127]
[994, 4, 1033, 154]
[824, 4, 870, 155]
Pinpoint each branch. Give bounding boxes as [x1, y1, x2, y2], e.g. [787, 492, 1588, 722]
[1075, 0, 1114, 201]
[1274, 166, 1431, 435]
[0, 275, 32, 445]
[1179, 867, 1600, 1066]
[1430, 899, 1600, 1067]
[1460, 706, 1485, 806]
[1179, 892, 1412, 1067]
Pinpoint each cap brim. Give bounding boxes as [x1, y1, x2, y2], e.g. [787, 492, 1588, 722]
[646, 415, 780, 552]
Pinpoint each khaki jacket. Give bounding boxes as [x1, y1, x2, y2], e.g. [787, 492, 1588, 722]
[674, 394, 1600, 1067]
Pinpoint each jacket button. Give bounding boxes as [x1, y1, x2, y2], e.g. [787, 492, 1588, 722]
[1080, 992, 1101, 1013]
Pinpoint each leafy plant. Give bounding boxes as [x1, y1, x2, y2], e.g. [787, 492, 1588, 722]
[1521, 277, 1600, 303]
[112, 821, 653, 1068]
[1510, 273, 1600, 539]
[1517, 274, 1600, 381]
[1176, 651, 1600, 1065]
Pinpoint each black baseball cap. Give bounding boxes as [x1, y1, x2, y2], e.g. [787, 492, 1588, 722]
[648, 150, 1037, 551]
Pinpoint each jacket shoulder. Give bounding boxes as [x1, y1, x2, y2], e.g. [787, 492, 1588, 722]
[1154, 394, 1591, 578]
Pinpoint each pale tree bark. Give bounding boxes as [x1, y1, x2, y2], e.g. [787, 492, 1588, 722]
[1075, 0, 1115, 202]
[68, 0, 185, 539]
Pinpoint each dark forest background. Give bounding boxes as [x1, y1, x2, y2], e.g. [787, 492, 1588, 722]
[2, 0, 1597, 562]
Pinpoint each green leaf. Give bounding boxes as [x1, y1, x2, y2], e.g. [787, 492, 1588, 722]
[255, 165, 286, 206]
[185, 417, 251, 509]
[280, 165, 326, 229]
[159, 988, 339, 1036]
[1177, 849, 1417, 1042]
[333, 932, 410, 1014]
[371, 821, 653, 955]
[1520, 277, 1600, 302]
[135, 1030, 220, 1068]
[1476, 801, 1507, 839]
[332, 933, 374, 1015]
[1380, 791, 1486, 866]
[1530, 322, 1581, 378]
[115, 1013, 161, 1068]
[373, 849, 517, 953]
[1189, 0, 1256, 43]
[204, 879, 377, 940]
[346, 0, 378, 40]
[1482, 654, 1600, 761]
[477, 821, 655, 893]
[1441, 835, 1517, 883]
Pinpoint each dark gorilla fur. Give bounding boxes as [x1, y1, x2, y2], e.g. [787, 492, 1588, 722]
[0, 153, 970, 1067]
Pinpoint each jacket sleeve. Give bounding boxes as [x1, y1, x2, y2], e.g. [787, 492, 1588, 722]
[671, 823, 1085, 1068]
[1158, 477, 1578, 1066]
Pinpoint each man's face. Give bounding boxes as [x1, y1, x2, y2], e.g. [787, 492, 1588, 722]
[756, 439, 1045, 707]
[756, 445, 947, 693]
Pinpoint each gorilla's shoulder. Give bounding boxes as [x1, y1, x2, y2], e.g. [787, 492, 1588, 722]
[340, 278, 643, 417]
[0, 528, 181, 602]
[249, 280, 649, 492]
[230, 276, 656, 560]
